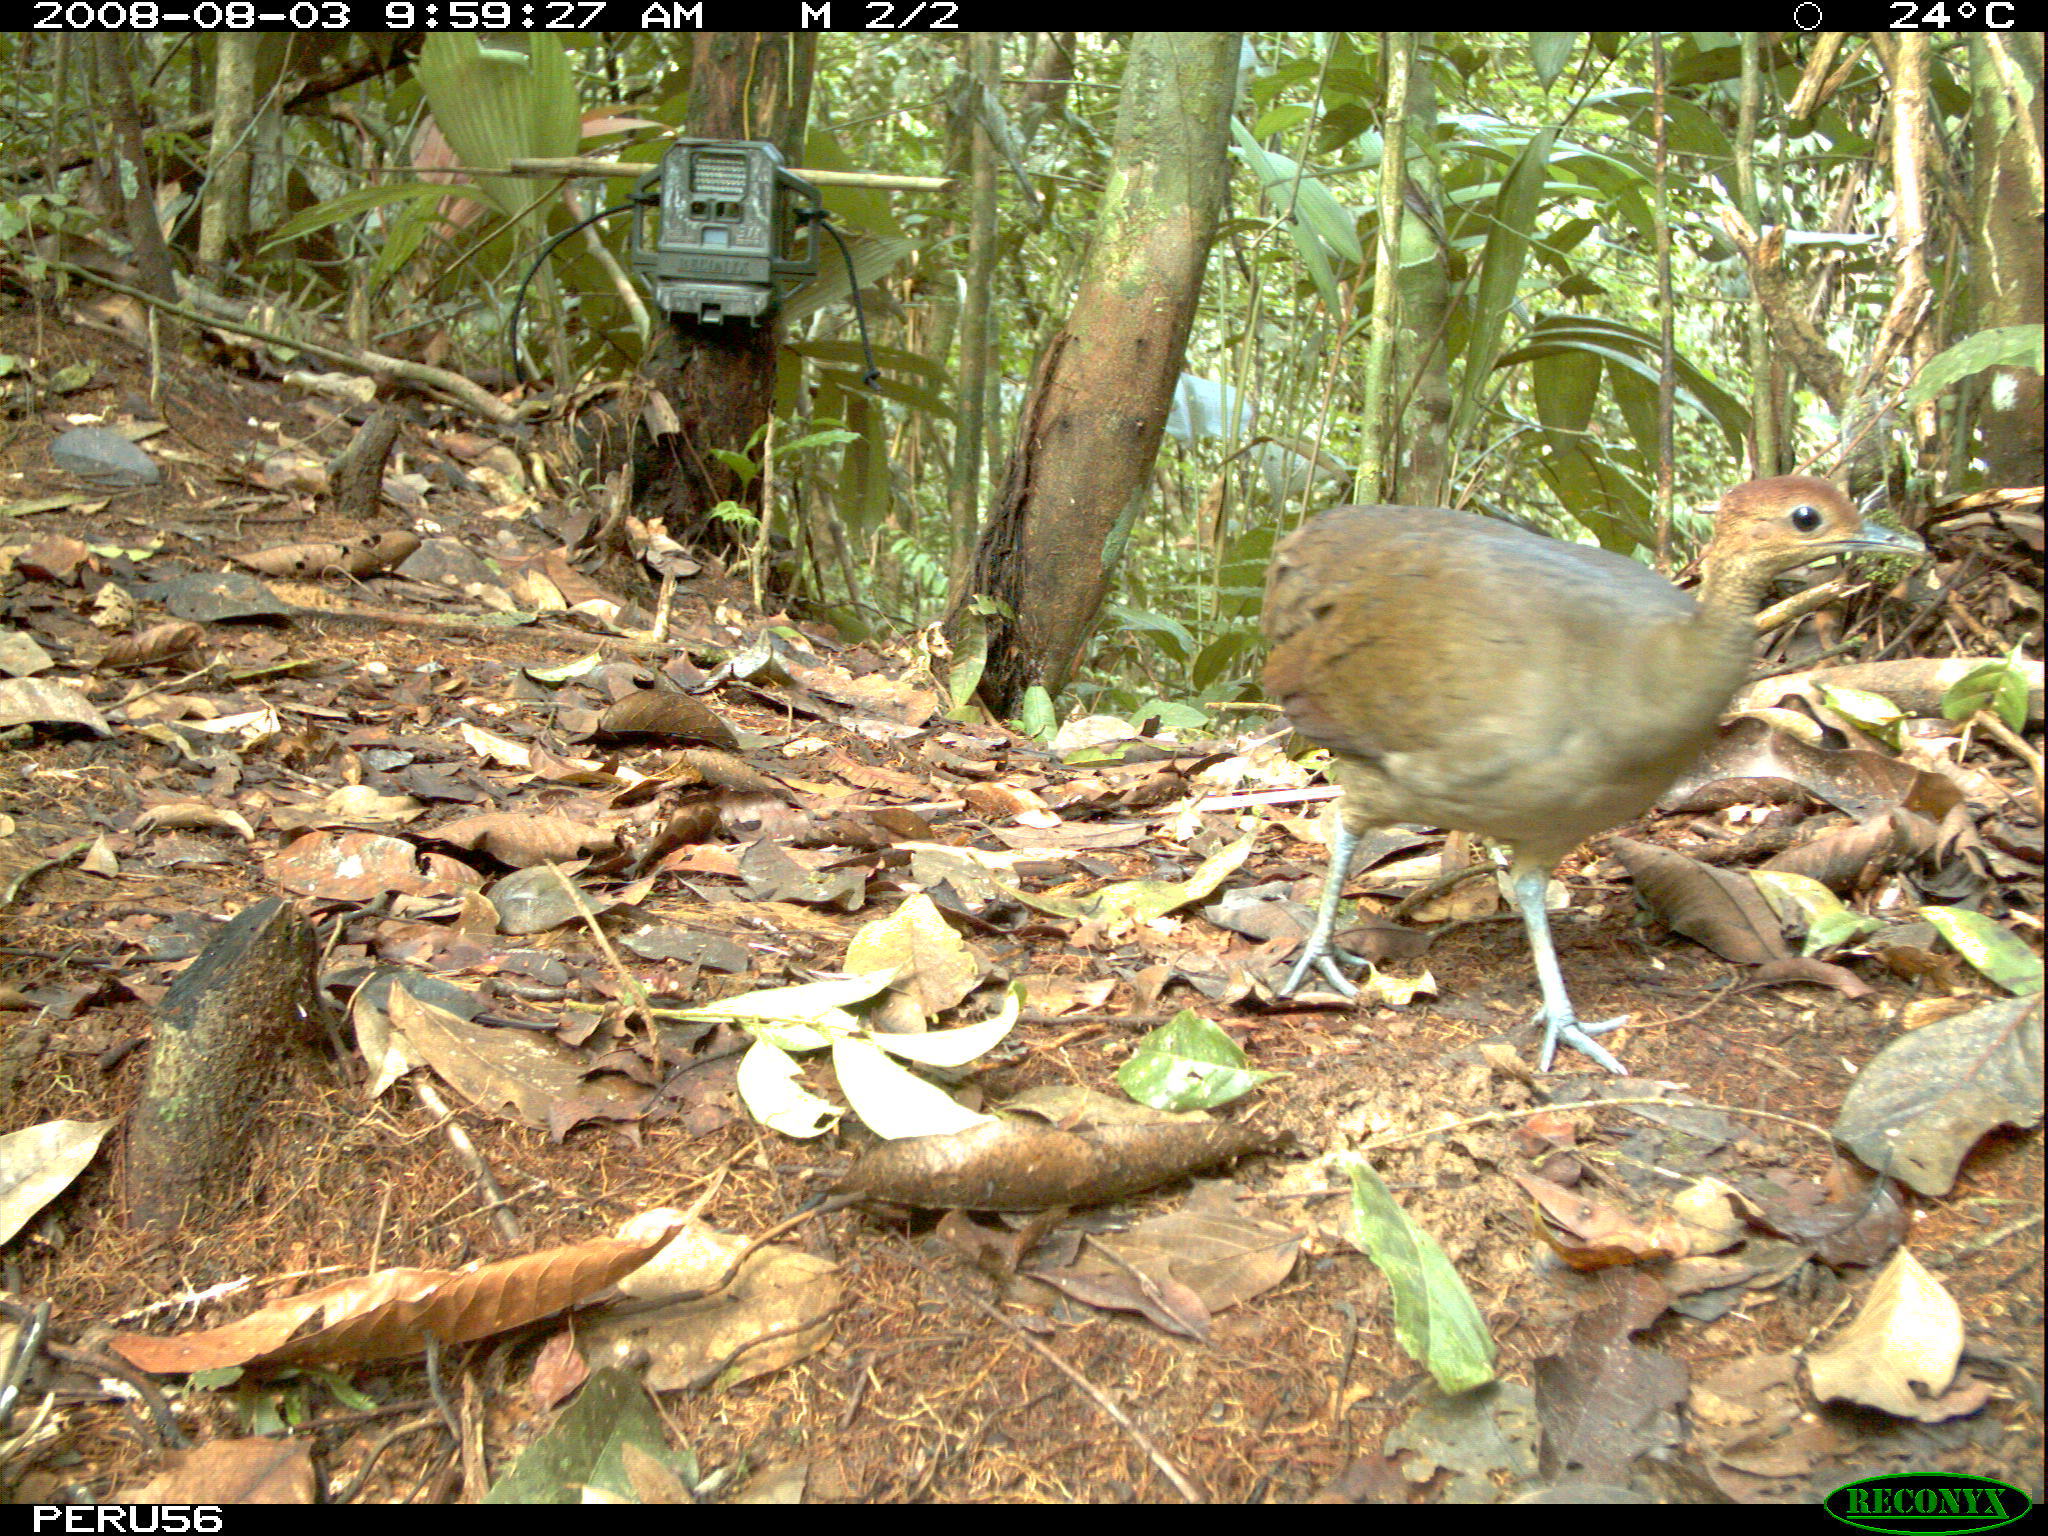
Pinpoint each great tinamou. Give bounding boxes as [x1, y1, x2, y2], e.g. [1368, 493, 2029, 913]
[1262, 476, 1924, 1073]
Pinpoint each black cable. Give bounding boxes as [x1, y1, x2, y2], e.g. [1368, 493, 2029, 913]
[508, 191, 653, 386]
[801, 208, 882, 388]
[510, 174, 877, 393]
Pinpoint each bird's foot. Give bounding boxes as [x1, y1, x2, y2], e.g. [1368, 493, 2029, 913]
[1535, 1010, 1629, 1075]
[1280, 942, 1366, 998]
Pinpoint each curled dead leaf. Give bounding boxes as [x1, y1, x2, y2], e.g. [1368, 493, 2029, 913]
[837, 1115, 1283, 1211]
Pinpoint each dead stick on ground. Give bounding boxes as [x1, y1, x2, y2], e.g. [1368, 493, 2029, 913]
[45, 258, 518, 424]
[910, 1253, 1208, 1503]
[412, 1079, 523, 1244]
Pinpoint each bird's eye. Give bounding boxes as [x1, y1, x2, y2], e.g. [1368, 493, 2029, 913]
[1789, 503, 1824, 533]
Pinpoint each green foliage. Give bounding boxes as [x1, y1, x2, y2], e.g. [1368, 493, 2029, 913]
[1906, 325, 2045, 408]
[708, 448, 759, 488]
[1013, 686, 1058, 741]
[1343, 1156, 1498, 1394]
[0, 189, 95, 265]
[7, 31, 1998, 735]
[1942, 645, 2034, 733]
[886, 533, 950, 601]
[1118, 1009, 1280, 1109]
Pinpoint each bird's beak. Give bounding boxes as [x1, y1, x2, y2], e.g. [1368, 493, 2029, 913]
[1844, 518, 1926, 558]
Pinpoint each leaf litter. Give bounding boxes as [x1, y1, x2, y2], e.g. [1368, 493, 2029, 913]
[0, 343, 2038, 1505]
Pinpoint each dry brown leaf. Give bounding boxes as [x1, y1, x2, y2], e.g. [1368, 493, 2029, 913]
[109, 1214, 684, 1371]
[584, 1213, 842, 1391]
[1609, 838, 1791, 965]
[595, 690, 739, 750]
[1512, 1172, 1690, 1269]
[387, 984, 642, 1131]
[1805, 1248, 1994, 1420]
[268, 829, 479, 900]
[428, 813, 615, 867]
[118, 1438, 316, 1504]
[99, 621, 206, 670]
[234, 531, 420, 579]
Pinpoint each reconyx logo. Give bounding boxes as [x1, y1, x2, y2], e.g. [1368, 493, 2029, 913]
[1824, 1473, 2032, 1534]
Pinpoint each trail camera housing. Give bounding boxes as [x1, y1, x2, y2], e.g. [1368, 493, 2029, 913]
[630, 139, 820, 324]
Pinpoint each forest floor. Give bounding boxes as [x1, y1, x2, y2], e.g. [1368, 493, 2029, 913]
[0, 284, 2040, 1505]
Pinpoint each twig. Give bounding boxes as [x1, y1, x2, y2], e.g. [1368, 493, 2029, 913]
[923, 1261, 1207, 1503]
[411, 1079, 523, 1244]
[42, 258, 519, 425]
[1972, 708, 2044, 790]
[421, 1333, 460, 1448]
[547, 861, 656, 1039]
[331, 1412, 443, 1505]
[43, 1341, 188, 1449]
[1360, 1093, 1832, 1149]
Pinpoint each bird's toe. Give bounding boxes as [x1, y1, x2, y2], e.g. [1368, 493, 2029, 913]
[1535, 1011, 1629, 1075]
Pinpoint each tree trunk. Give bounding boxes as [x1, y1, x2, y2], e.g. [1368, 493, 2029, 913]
[1968, 33, 2044, 487]
[951, 34, 1240, 715]
[633, 34, 815, 566]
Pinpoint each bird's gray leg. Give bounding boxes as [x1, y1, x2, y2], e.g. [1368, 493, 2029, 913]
[1510, 861, 1628, 1074]
[1281, 820, 1365, 996]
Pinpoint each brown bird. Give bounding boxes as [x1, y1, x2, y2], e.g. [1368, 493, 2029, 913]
[1262, 476, 1924, 1073]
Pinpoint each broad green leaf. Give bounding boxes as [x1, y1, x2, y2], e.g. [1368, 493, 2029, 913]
[1605, 360, 1661, 476]
[1104, 603, 1196, 659]
[484, 1368, 696, 1504]
[803, 126, 904, 239]
[781, 234, 917, 325]
[779, 428, 861, 455]
[946, 607, 989, 709]
[1193, 632, 1252, 692]
[1118, 1010, 1278, 1111]
[1015, 687, 1057, 741]
[1284, 213, 1344, 316]
[838, 391, 890, 540]
[785, 339, 954, 384]
[1231, 121, 1364, 265]
[1818, 683, 1906, 750]
[1532, 444, 1654, 552]
[1588, 87, 1733, 160]
[1750, 871, 1882, 955]
[1940, 650, 2033, 732]
[416, 33, 579, 227]
[1530, 33, 1578, 89]
[1531, 345, 1600, 447]
[1456, 126, 1556, 445]
[1343, 1157, 1497, 1393]
[1921, 907, 2045, 995]
[1905, 324, 2045, 408]
[709, 449, 758, 484]
[1499, 313, 1751, 448]
[1498, 331, 1748, 453]
[262, 180, 472, 254]
[1252, 103, 1314, 139]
